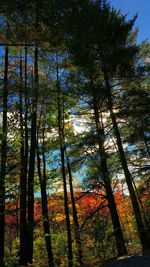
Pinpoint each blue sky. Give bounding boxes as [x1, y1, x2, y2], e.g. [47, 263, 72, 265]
[110, 0, 150, 43]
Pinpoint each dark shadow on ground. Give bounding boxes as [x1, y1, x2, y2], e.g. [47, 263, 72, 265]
[101, 254, 150, 267]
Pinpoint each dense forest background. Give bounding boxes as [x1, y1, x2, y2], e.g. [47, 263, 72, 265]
[0, 0, 150, 266]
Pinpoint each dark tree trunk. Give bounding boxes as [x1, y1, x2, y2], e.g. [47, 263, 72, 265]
[57, 62, 73, 267]
[27, 46, 38, 264]
[37, 131, 54, 267]
[60, 145, 73, 267]
[65, 147, 83, 265]
[27, 112, 36, 264]
[24, 45, 29, 183]
[132, 179, 150, 238]
[92, 92, 127, 257]
[104, 70, 150, 251]
[15, 194, 19, 237]
[0, 46, 8, 264]
[19, 54, 28, 266]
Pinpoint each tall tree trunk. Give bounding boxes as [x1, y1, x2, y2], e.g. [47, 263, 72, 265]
[16, 194, 19, 237]
[37, 130, 54, 267]
[27, 46, 38, 264]
[24, 45, 29, 183]
[56, 61, 73, 267]
[19, 53, 28, 266]
[104, 70, 150, 251]
[92, 92, 127, 257]
[60, 146, 73, 267]
[132, 180, 150, 236]
[61, 97, 83, 264]
[0, 46, 8, 264]
[65, 146, 83, 265]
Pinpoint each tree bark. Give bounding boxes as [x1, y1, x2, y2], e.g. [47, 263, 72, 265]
[56, 61, 73, 267]
[37, 130, 54, 267]
[0, 46, 8, 264]
[16, 194, 19, 237]
[27, 46, 38, 264]
[104, 70, 150, 250]
[24, 45, 29, 183]
[19, 53, 28, 266]
[65, 146, 83, 265]
[92, 92, 127, 257]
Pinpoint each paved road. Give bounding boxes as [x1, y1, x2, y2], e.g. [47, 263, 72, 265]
[101, 255, 150, 267]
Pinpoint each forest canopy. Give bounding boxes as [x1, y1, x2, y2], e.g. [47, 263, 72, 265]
[0, 1, 150, 266]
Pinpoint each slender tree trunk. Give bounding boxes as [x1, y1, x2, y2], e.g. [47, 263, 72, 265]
[60, 146, 73, 267]
[56, 61, 73, 267]
[27, 46, 38, 264]
[27, 112, 36, 264]
[21, 44, 28, 262]
[65, 146, 83, 265]
[104, 70, 150, 250]
[0, 46, 8, 264]
[24, 45, 29, 182]
[61, 97, 83, 264]
[132, 180, 150, 235]
[92, 92, 127, 257]
[19, 53, 28, 266]
[37, 130, 54, 267]
[16, 194, 19, 237]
